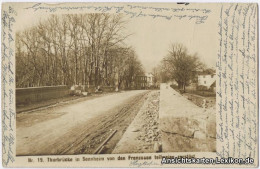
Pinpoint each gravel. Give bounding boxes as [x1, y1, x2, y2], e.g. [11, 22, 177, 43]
[112, 91, 162, 154]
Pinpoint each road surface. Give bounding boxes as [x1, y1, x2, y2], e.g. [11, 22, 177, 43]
[16, 90, 150, 155]
[159, 83, 216, 152]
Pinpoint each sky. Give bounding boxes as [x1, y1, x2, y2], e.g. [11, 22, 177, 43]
[15, 3, 219, 73]
[124, 11, 219, 72]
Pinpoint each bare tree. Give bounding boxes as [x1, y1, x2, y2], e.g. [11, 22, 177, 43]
[161, 43, 204, 92]
[15, 13, 144, 90]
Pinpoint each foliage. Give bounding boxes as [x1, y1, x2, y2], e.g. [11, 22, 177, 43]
[158, 43, 204, 91]
[16, 14, 144, 89]
[185, 89, 216, 97]
[196, 85, 209, 91]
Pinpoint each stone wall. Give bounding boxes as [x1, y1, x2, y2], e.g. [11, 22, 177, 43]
[183, 93, 216, 109]
[17, 85, 115, 106]
[101, 86, 114, 92]
[159, 83, 216, 152]
[16, 86, 70, 105]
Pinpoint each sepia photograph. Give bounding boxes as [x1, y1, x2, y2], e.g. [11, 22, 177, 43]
[15, 10, 216, 156]
[2, 2, 258, 168]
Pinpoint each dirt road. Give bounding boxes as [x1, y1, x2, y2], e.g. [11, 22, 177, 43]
[16, 90, 150, 156]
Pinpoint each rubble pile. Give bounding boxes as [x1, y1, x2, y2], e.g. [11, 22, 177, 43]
[112, 91, 161, 154]
[136, 94, 162, 152]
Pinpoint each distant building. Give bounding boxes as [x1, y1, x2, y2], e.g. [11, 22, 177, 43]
[198, 72, 216, 89]
[145, 73, 154, 87]
[135, 75, 147, 89]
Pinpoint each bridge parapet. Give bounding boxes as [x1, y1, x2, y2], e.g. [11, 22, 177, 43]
[159, 83, 216, 152]
[16, 85, 70, 105]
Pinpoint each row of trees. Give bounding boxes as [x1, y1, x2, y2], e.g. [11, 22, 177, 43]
[152, 43, 204, 92]
[16, 14, 144, 89]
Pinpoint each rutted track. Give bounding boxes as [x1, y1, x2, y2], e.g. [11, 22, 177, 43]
[17, 90, 151, 155]
[59, 91, 151, 155]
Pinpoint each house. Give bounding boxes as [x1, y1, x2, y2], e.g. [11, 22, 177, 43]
[198, 72, 216, 89]
[145, 72, 154, 87]
[135, 75, 147, 89]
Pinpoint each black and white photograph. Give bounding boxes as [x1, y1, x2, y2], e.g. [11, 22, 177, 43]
[1, 2, 258, 168]
[15, 8, 217, 156]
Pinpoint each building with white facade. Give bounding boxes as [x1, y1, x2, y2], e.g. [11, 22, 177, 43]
[145, 73, 154, 87]
[198, 73, 216, 89]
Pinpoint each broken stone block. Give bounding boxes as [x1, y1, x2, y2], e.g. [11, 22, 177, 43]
[82, 92, 88, 96]
[75, 90, 82, 96]
[194, 131, 206, 139]
[160, 117, 199, 137]
[153, 142, 162, 152]
[148, 129, 153, 134]
[132, 129, 140, 132]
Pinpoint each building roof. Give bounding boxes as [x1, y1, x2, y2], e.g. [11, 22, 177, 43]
[210, 81, 216, 87]
[197, 68, 216, 75]
[145, 72, 153, 76]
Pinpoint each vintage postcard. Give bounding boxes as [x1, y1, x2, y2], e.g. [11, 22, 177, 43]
[1, 2, 258, 168]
